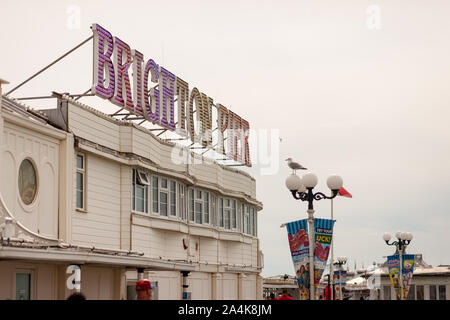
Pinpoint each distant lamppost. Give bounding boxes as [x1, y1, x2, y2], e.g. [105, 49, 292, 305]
[333, 257, 347, 300]
[383, 231, 413, 300]
[324, 273, 331, 300]
[285, 172, 343, 300]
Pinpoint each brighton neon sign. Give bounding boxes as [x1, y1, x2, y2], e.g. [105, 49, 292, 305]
[91, 24, 251, 167]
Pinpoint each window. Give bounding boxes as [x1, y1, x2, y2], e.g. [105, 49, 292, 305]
[250, 207, 254, 236]
[439, 285, 446, 300]
[407, 285, 415, 300]
[211, 194, 217, 226]
[219, 198, 224, 228]
[133, 169, 148, 213]
[383, 285, 391, 300]
[76, 155, 85, 209]
[237, 202, 241, 231]
[416, 285, 424, 300]
[251, 207, 257, 236]
[224, 198, 231, 230]
[152, 176, 159, 213]
[204, 192, 210, 224]
[430, 285, 437, 300]
[254, 208, 258, 236]
[232, 200, 237, 229]
[178, 184, 186, 220]
[15, 272, 32, 300]
[243, 205, 250, 235]
[170, 180, 176, 216]
[189, 189, 194, 221]
[160, 178, 168, 216]
[137, 170, 150, 185]
[195, 190, 203, 224]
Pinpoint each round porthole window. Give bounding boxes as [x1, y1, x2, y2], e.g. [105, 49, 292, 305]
[18, 159, 38, 205]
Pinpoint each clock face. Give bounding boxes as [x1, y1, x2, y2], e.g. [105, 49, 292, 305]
[18, 159, 37, 205]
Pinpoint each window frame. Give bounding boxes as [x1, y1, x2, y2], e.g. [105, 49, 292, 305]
[439, 285, 447, 300]
[429, 285, 437, 300]
[178, 183, 186, 221]
[189, 188, 195, 222]
[76, 153, 86, 211]
[152, 176, 159, 214]
[159, 178, 169, 216]
[132, 168, 149, 214]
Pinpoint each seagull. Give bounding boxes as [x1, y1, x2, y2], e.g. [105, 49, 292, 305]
[285, 158, 307, 173]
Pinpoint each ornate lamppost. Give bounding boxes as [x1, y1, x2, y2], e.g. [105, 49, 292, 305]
[333, 256, 347, 300]
[383, 231, 413, 300]
[285, 172, 343, 300]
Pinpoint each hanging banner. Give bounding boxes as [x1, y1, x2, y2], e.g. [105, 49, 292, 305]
[313, 218, 334, 288]
[387, 254, 416, 299]
[286, 219, 310, 300]
[387, 255, 401, 298]
[401, 254, 415, 299]
[333, 270, 347, 287]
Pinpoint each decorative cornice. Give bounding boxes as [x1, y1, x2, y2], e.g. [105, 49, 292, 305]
[75, 136, 263, 209]
[59, 93, 257, 182]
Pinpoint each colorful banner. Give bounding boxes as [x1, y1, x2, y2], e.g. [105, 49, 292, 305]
[387, 255, 401, 298]
[387, 254, 416, 299]
[401, 254, 415, 299]
[333, 270, 347, 287]
[313, 218, 335, 288]
[286, 219, 310, 300]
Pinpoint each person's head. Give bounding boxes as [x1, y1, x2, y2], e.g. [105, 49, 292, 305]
[269, 293, 275, 300]
[305, 263, 309, 271]
[282, 289, 288, 296]
[300, 265, 305, 274]
[67, 292, 86, 301]
[136, 279, 151, 300]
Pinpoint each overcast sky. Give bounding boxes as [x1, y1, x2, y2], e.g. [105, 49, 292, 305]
[1, 0, 450, 277]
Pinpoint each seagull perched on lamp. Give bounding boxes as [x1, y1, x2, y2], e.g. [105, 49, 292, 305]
[285, 158, 307, 173]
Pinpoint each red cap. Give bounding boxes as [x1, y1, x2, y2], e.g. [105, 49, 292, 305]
[136, 279, 151, 291]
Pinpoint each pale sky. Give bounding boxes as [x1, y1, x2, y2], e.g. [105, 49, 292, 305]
[1, 0, 450, 277]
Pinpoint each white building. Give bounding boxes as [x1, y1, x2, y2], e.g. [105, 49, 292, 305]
[0, 83, 263, 300]
[344, 255, 450, 300]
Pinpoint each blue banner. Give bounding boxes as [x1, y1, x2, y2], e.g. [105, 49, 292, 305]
[286, 219, 310, 300]
[313, 218, 335, 287]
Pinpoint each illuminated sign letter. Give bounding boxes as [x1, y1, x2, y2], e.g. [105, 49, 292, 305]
[132, 50, 144, 116]
[112, 37, 134, 111]
[217, 104, 229, 155]
[92, 24, 115, 99]
[242, 119, 251, 167]
[188, 88, 202, 143]
[227, 111, 236, 159]
[175, 77, 189, 137]
[230, 112, 243, 163]
[200, 93, 213, 148]
[159, 67, 176, 131]
[143, 59, 160, 123]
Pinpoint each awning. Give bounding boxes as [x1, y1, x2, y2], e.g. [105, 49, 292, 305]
[0, 246, 196, 271]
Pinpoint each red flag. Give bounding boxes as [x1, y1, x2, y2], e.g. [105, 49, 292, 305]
[338, 187, 352, 198]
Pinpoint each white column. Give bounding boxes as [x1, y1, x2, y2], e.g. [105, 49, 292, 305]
[0, 79, 8, 174]
[399, 249, 404, 300]
[307, 209, 315, 300]
[330, 199, 334, 300]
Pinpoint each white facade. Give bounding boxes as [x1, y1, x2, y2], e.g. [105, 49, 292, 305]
[0, 88, 263, 300]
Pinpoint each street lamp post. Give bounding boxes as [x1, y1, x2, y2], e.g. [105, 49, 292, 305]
[333, 257, 347, 300]
[383, 231, 413, 300]
[285, 172, 343, 300]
